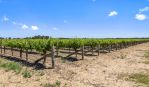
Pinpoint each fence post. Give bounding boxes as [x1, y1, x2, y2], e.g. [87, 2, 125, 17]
[1, 46, 2, 54]
[20, 48, 22, 58]
[26, 49, 28, 61]
[82, 46, 84, 60]
[43, 51, 47, 65]
[98, 45, 100, 56]
[51, 45, 55, 69]
[4, 46, 5, 54]
[56, 48, 59, 57]
[11, 47, 13, 56]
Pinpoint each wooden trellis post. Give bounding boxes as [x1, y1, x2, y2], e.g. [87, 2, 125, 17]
[1, 46, 2, 54]
[11, 47, 13, 56]
[75, 49, 78, 58]
[92, 48, 94, 55]
[98, 45, 100, 56]
[43, 51, 47, 65]
[108, 45, 111, 52]
[20, 48, 22, 58]
[4, 46, 5, 54]
[82, 46, 84, 60]
[56, 48, 59, 57]
[51, 45, 55, 69]
[26, 49, 28, 61]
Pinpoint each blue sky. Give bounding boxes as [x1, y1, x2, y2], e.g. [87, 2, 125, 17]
[0, 0, 149, 38]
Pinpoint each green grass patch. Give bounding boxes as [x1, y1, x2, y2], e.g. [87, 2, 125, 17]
[22, 69, 32, 78]
[143, 61, 149, 64]
[0, 60, 22, 74]
[144, 51, 149, 58]
[129, 73, 149, 86]
[43, 80, 61, 87]
[0, 58, 33, 78]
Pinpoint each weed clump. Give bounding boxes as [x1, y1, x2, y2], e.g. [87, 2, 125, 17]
[43, 80, 61, 87]
[22, 69, 32, 78]
[0, 62, 22, 74]
[129, 73, 149, 86]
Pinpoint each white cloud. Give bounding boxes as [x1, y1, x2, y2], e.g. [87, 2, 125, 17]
[108, 11, 118, 17]
[139, 7, 149, 13]
[1, 16, 39, 30]
[2, 16, 9, 22]
[135, 7, 149, 21]
[12, 21, 29, 29]
[135, 14, 147, 21]
[53, 27, 59, 30]
[22, 24, 29, 29]
[31, 26, 39, 30]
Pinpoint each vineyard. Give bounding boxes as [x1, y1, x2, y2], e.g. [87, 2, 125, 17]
[0, 38, 149, 69]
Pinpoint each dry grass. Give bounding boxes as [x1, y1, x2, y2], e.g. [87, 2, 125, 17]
[143, 61, 149, 64]
[144, 51, 149, 58]
[42, 80, 61, 87]
[128, 73, 149, 86]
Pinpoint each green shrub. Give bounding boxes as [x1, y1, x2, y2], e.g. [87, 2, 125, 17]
[22, 69, 32, 78]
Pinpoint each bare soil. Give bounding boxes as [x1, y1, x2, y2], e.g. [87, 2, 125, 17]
[1, 43, 149, 87]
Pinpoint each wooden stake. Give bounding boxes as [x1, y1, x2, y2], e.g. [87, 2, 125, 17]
[98, 45, 100, 56]
[108, 45, 111, 52]
[11, 47, 13, 56]
[43, 51, 47, 65]
[75, 49, 78, 58]
[26, 49, 28, 61]
[92, 48, 94, 55]
[4, 46, 5, 54]
[56, 48, 59, 57]
[69, 48, 70, 53]
[82, 46, 84, 60]
[0, 46, 2, 54]
[51, 45, 55, 69]
[20, 48, 22, 58]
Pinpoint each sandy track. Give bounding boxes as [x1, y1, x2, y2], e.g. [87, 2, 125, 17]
[1, 43, 149, 87]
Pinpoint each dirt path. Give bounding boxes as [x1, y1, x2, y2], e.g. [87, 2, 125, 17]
[1, 43, 149, 87]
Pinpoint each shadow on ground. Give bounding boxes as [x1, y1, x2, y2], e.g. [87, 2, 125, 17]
[0, 54, 46, 70]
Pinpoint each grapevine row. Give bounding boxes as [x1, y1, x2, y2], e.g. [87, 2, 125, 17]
[0, 38, 148, 68]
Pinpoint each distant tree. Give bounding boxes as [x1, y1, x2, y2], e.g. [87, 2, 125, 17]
[8, 37, 12, 39]
[0, 37, 4, 39]
[24, 35, 50, 39]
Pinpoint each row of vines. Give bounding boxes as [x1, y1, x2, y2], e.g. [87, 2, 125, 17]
[0, 38, 149, 68]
